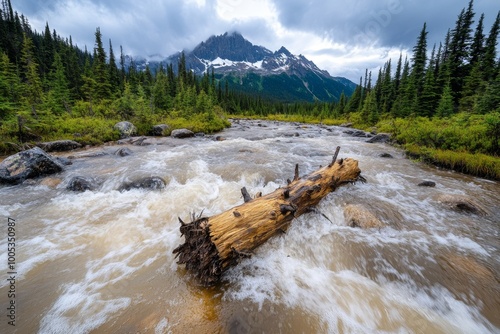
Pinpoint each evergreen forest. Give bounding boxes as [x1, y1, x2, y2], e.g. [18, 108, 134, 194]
[0, 0, 499, 179]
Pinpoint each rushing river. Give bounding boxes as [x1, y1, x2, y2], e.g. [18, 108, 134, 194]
[0, 119, 499, 333]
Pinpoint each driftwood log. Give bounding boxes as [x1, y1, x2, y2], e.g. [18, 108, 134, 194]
[173, 147, 362, 285]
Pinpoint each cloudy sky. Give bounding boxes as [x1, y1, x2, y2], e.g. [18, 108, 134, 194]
[12, 0, 500, 82]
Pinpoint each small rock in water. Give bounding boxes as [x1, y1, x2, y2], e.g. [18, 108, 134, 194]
[418, 181, 436, 187]
[343, 204, 384, 229]
[436, 194, 488, 216]
[114, 147, 133, 157]
[171, 129, 195, 138]
[67, 176, 97, 192]
[379, 153, 394, 158]
[56, 157, 73, 165]
[119, 176, 166, 191]
[366, 133, 391, 143]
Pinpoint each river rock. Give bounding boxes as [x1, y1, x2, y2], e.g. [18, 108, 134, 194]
[418, 181, 436, 187]
[38, 140, 82, 152]
[114, 121, 137, 139]
[379, 153, 394, 158]
[152, 124, 170, 136]
[367, 133, 391, 143]
[119, 176, 166, 191]
[344, 129, 371, 138]
[56, 157, 73, 166]
[339, 122, 353, 128]
[436, 194, 488, 215]
[344, 204, 384, 229]
[171, 129, 194, 138]
[0, 147, 65, 184]
[67, 176, 97, 192]
[114, 147, 133, 157]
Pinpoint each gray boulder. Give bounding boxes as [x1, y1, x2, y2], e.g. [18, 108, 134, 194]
[152, 124, 170, 136]
[0, 147, 65, 184]
[367, 133, 391, 143]
[67, 176, 97, 192]
[38, 140, 82, 152]
[114, 147, 133, 157]
[119, 176, 166, 191]
[344, 129, 372, 138]
[114, 121, 137, 139]
[171, 129, 194, 138]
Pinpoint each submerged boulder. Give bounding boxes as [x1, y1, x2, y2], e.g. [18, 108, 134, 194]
[37, 140, 82, 152]
[114, 121, 137, 139]
[0, 147, 65, 184]
[418, 181, 436, 187]
[67, 176, 97, 192]
[366, 133, 391, 143]
[114, 147, 133, 157]
[171, 129, 195, 139]
[343, 204, 384, 229]
[119, 176, 166, 191]
[436, 194, 488, 215]
[379, 153, 394, 158]
[344, 129, 371, 138]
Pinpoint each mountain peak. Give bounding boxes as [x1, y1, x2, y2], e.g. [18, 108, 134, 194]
[132, 32, 356, 102]
[276, 46, 292, 57]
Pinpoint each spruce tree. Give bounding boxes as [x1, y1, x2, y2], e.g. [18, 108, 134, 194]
[46, 52, 71, 114]
[436, 81, 454, 117]
[91, 27, 111, 100]
[411, 23, 428, 112]
[482, 11, 500, 81]
[20, 33, 42, 117]
[470, 13, 485, 65]
[108, 39, 120, 94]
[345, 77, 363, 113]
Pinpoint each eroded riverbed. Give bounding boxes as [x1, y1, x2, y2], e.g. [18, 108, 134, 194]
[0, 119, 499, 333]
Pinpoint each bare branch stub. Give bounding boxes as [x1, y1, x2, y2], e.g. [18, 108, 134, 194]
[330, 146, 341, 167]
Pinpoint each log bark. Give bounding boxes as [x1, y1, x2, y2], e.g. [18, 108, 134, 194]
[173, 147, 362, 285]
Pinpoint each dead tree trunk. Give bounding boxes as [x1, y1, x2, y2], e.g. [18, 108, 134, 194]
[173, 147, 362, 285]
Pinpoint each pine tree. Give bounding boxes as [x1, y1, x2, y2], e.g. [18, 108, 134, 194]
[345, 77, 363, 112]
[20, 33, 42, 117]
[411, 23, 428, 107]
[477, 67, 500, 114]
[40, 22, 54, 78]
[46, 52, 71, 114]
[0, 51, 20, 118]
[436, 80, 454, 117]
[447, 0, 476, 104]
[108, 39, 120, 94]
[91, 27, 111, 100]
[470, 13, 485, 65]
[482, 11, 500, 81]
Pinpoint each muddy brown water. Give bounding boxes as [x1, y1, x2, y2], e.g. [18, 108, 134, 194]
[0, 119, 499, 333]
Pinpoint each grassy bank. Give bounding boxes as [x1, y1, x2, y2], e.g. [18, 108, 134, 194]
[231, 112, 500, 180]
[0, 111, 231, 155]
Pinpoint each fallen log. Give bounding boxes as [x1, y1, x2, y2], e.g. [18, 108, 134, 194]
[173, 147, 362, 285]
